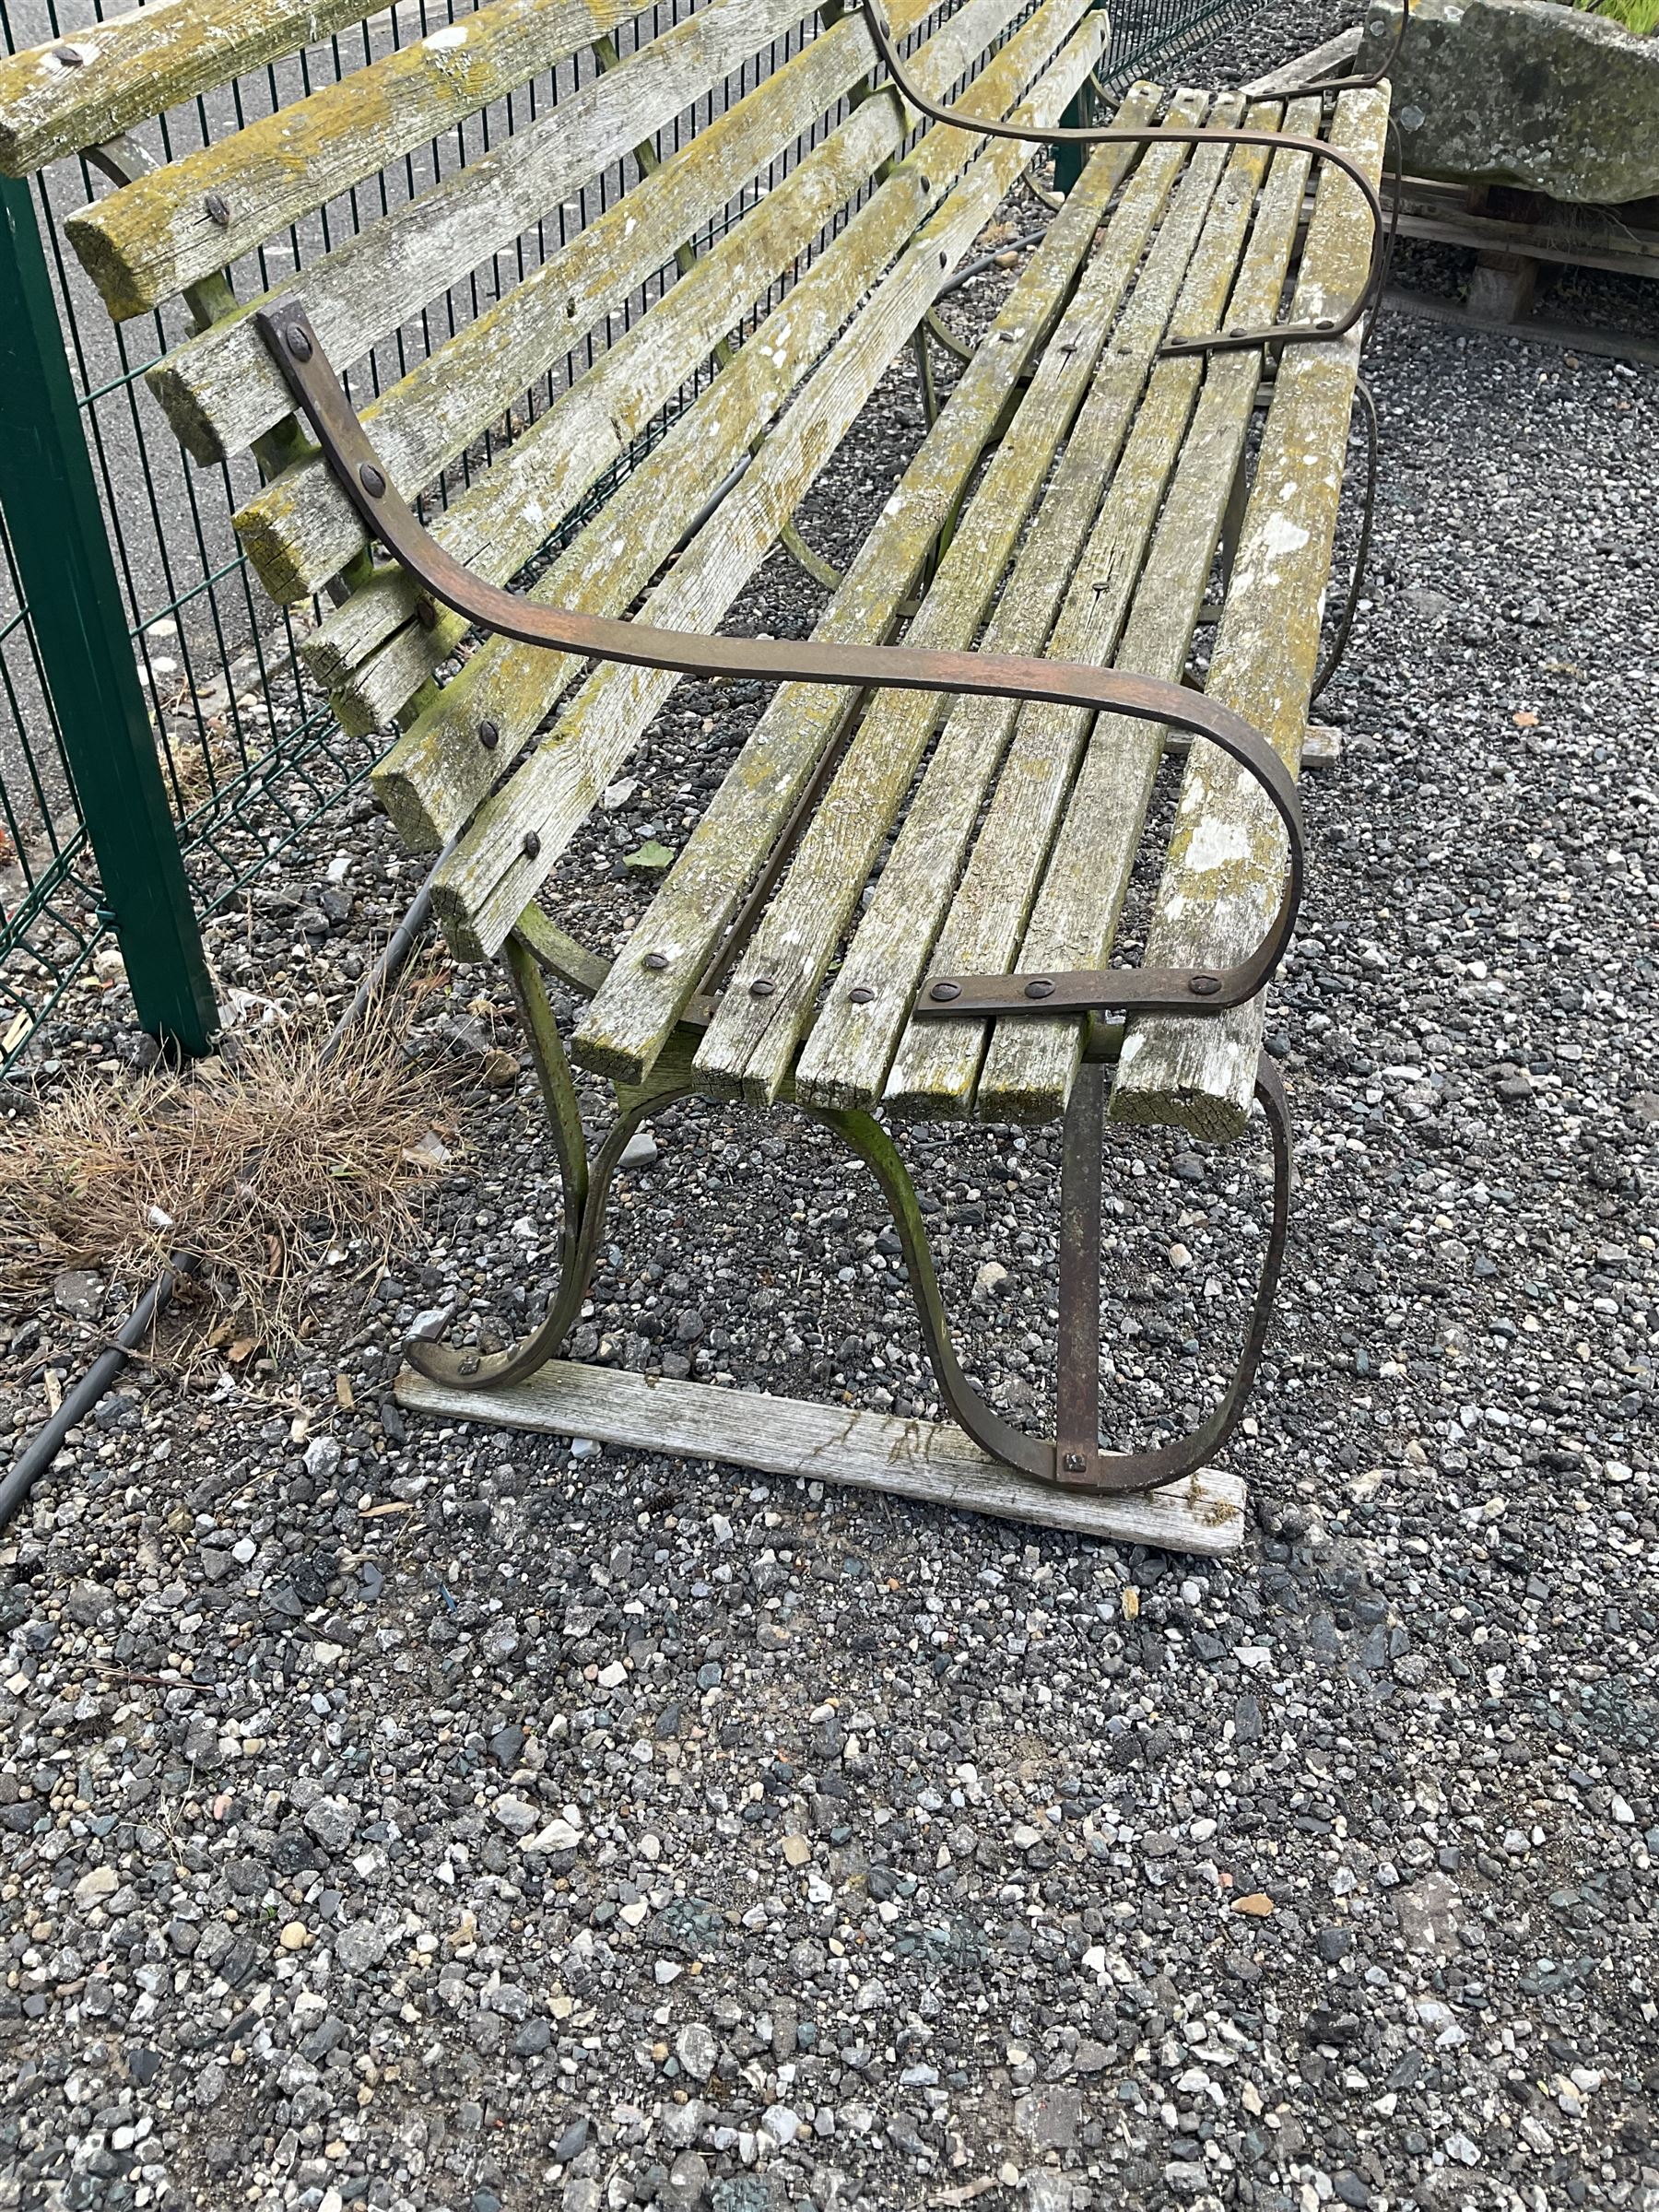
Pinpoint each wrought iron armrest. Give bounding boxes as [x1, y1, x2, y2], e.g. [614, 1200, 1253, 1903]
[853, 0, 1405, 359]
[257, 304, 1303, 1018]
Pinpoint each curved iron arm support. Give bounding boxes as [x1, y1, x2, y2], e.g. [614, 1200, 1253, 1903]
[258, 304, 1303, 1023]
[810, 1053, 1292, 1495]
[851, 0, 1392, 359]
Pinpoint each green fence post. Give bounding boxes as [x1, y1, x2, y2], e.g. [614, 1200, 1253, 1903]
[1053, 0, 1112, 196]
[0, 175, 217, 1059]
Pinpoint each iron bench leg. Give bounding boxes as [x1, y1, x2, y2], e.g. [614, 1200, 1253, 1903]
[805, 1053, 1291, 1498]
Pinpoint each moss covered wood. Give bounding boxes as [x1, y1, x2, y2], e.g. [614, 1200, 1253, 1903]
[64, 0, 653, 319]
[236, 0, 1018, 608]
[326, 0, 1075, 746]
[569, 85, 1165, 1090]
[0, 0, 386, 177]
[694, 88, 1237, 1109]
[147, 0, 827, 465]
[426, 0, 1108, 962]
[1111, 87, 1388, 1140]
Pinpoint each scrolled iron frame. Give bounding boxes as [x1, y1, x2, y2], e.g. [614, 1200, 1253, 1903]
[852, 0, 1405, 360]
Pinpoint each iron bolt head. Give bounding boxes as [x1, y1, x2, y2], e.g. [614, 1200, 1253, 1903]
[1063, 1451, 1087, 1474]
[204, 191, 230, 228]
[285, 324, 313, 362]
[643, 952, 669, 972]
[478, 718, 500, 749]
[749, 977, 776, 999]
[358, 462, 387, 499]
[929, 981, 960, 1002]
[1189, 971, 1221, 997]
[413, 596, 437, 632]
[53, 44, 86, 65]
[522, 831, 541, 860]
[1024, 976, 1055, 1000]
[848, 984, 874, 1006]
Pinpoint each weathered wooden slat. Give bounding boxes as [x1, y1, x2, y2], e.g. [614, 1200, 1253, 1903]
[0, 0, 386, 178]
[395, 1357, 1246, 1548]
[63, 0, 650, 320]
[974, 101, 1323, 1125]
[426, 0, 1108, 963]
[1112, 89, 1387, 1141]
[269, 0, 1019, 630]
[698, 88, 1230, 1111]
[147, 0, 830, 465]
[800, 97, 1283, 1117]
[247, 86, 900, 607]
[570, 88, 1165, 1090]
[330, 0, 1039, 741]
[876, 100, 1318, 1124]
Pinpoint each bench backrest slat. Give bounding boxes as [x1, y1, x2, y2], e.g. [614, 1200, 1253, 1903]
[0, 0, 389, 177]
[63, 0, 654, 320]
[147, 0, 838, 465]
[235, 0, 995, 606]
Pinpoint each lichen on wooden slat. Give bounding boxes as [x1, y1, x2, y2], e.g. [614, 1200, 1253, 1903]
[1110, 88, 1389, 1141]
[426, 0, 1106, 964]
[146, 0, 832, 464]
[0, 0, 383, 178]
[63, 0, 650, 318]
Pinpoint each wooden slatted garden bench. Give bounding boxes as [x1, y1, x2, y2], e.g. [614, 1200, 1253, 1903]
[0, 0, 1390, 1551]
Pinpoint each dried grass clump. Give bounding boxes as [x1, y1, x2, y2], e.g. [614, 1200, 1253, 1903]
[0, 1014, 453, 1354]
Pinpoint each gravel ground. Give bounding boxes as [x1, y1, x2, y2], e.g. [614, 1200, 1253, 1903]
[4, 6, 1658, 2208]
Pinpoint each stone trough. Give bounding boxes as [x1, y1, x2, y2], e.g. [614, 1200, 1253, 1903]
[1359, 0, 1659, 206]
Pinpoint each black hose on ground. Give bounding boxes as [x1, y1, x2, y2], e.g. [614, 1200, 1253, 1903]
[0, 855, 448, 1533]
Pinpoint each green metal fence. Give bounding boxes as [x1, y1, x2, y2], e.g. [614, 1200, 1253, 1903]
[0, 0, 1255, 1081]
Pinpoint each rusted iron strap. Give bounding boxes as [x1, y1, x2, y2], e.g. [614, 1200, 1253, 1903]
[853, 0, 1393, 359]
[257, 301, 1304, 937]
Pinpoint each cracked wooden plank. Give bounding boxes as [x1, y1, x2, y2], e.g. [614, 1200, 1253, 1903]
[1111, 88, 1387, 1140]
[395, 1358, 1245, 1547]
[568, 85, 1164, 1089]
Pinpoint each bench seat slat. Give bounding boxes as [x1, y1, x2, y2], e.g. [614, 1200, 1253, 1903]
[147, 0, 829, 465]
[425, 0, 1107, 961]
[568, 87, 1164, 1090]
[0, 0, 387, 178]
[879, 97, 1322, 1121]
[799, 96, 1304, 1117]
[1111, 86, 1389, 1140]
[695, 88, 1234, 1108]
[972, 113, 1314, 1123]
[63, 0, 658, 320]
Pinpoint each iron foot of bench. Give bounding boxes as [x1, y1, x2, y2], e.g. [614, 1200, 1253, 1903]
[404, 931, 695, 1395]
[809, 1054, 1291, 1497]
